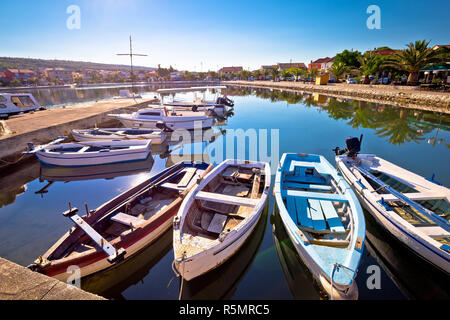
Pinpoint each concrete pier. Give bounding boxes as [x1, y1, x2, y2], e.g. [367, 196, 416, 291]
[0, 257, 104, 300]
[0, 97, 155, 165]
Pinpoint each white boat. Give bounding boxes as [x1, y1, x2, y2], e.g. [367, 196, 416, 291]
[173, 159, 271, 281]
[336, 153, 450, 274]
[157, 86, 234, 117]
[24, 137, 152, 167]
[71, 128, 167, 144]
[0, 93, 42, 119]
[114, 89, 142, 99]
[274, 153, 365, 300]
[108, 106, 214, 131]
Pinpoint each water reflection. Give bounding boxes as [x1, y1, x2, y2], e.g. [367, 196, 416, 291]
[81, 228, 173, 299]
[227, 86, 449, 146]
[271, 206, 324, 300]
[179, 205, 268, 300]
[364, 212, 450, 299]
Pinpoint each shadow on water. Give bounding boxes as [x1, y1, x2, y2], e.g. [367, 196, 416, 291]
[81, 228, 173, 299]
[179, 204, 269, 300]
[270, 205, 324, 300]
[362, 211, 450, 300]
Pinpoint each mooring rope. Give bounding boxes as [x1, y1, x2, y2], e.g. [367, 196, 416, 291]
[330, 263, 357, 300]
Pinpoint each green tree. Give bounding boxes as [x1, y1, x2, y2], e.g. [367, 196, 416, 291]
[334, 49, 363, 68]
[383, 40, 448, 85]
[329, 62, 349, 82]
[270, 67, 279, 81]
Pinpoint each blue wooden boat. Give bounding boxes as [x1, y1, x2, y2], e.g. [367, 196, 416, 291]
[274, 153, 366, 299]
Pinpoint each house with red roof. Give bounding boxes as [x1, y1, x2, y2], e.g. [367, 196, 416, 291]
[4, 68, 36, 82]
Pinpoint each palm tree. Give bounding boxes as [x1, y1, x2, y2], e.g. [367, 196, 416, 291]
[307, 68, 319, 83]
[383, 40, 448, 85]
[329, 62, 349, 82]
[271, 67, 280, 81]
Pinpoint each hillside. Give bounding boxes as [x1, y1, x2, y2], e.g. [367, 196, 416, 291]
[0, 57, 156, 72]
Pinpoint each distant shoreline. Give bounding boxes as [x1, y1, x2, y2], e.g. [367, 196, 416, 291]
[225, 80, 450, 113]
[0, 80, 220, 92]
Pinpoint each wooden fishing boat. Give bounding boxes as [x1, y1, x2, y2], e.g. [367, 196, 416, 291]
[28, 161, 212, 282]
[336, 153, 450, 274]
[108, 106, 214, 131]
[24, 138, 152, 167]
[180, 206, 268, 300]
[274, 153, 365, 300]
[173, 159, 271, 281]
[39, 157, 154, 182]
[71, 128, 167, 144]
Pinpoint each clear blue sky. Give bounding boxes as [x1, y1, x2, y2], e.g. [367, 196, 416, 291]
[1, 0, 449, 71]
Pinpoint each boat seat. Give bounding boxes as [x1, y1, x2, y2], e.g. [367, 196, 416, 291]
[195, 191, 259, 207]
[283, 190, 348, 202]
[283, 181, 332, 192]
[288, 160, 330, 176]
[111, 212, 146, 227]
[284, 174, 326, 185]
[319, 200, 346, 233]
[177, 167, 197, 188]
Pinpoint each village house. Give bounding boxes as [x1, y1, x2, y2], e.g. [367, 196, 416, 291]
[308, 58, 332, 71]
[277, 62, 306, 71]
[4, 68, 36, 83]
[218, 66, 243, 75]
[45, 68, 74, 83]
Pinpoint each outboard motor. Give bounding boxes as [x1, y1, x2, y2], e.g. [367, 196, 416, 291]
[156, 121, 173, 132]
[333, 135, 363, 159]
[217, 97, 234, 107]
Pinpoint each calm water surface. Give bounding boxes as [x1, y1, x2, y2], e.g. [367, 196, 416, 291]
[0, 85, 449, 300]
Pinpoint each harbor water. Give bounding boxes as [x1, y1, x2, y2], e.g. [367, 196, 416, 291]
[0, 85, 449, 300]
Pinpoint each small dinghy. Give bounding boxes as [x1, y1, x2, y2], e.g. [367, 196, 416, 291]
[173, 159, 271, 281]
[108, 106, 214, 131]
[28, 161, 212, 281]
[335, 136, 450, 274]
[274, 153, 365, 300]
[24, 137, 152, 167]
[71, 128, 167, 144]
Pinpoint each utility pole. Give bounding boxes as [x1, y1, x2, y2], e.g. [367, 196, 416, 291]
[117, 36, 148, 95]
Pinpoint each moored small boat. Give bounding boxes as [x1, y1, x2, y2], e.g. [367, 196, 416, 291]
[108, 106, 214, 131]
[274, 153, 365, 300]
[71, 128, 167, 144]
[335, 138, 450, 274]
[173, 159, 271, 281]
[24, 138, 152, 167]
[28, 161, 213, 281]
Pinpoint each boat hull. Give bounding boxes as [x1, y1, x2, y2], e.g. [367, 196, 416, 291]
[336, 156, 450, 275]
[118, 117, 214, 130]
[274, 153, 365, 300]
[71, 129, 166, 145]
[174, 199, 266, 281]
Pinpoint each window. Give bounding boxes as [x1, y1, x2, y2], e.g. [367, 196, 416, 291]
[141, 112, 161, 116]
[0, 96, 6, 102]
[0, 104, 6, 109]
[11, 96, 36, 108]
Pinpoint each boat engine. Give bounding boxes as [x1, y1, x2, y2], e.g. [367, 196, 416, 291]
[216, 97, 234, 107]
[333, 135, 363, 159]
[156, 121, 173, 132]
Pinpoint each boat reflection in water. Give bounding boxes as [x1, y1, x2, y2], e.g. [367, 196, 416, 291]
[81, 228, 173, 299]
[39, 157, 155, 183]
[179, 205, 269, 300]
[271, 206, 324, 300]
[364, 213, 450, 300]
